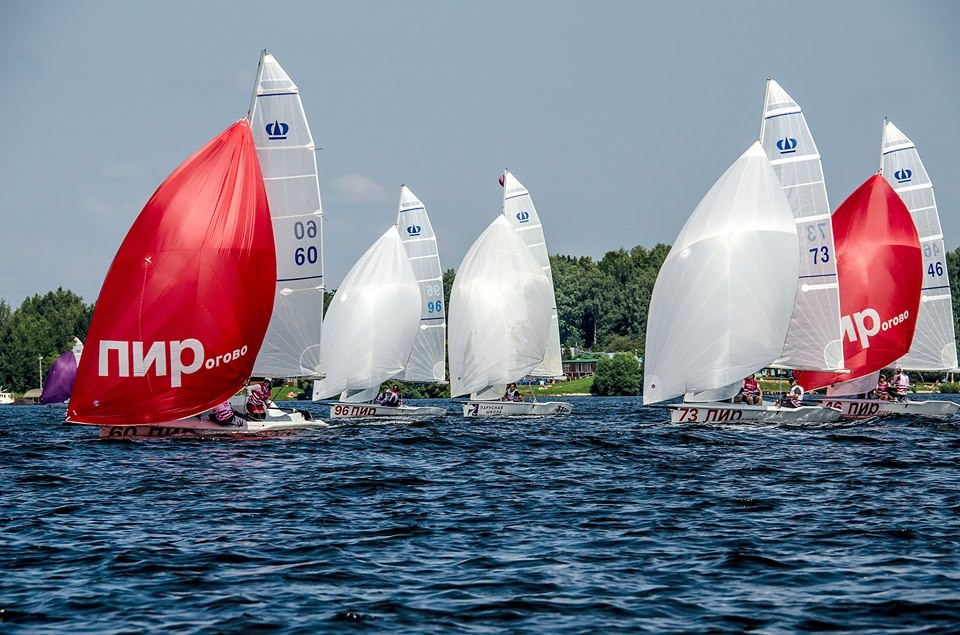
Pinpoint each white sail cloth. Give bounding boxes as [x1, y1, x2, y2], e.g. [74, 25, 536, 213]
[882, 120, 957, 371]
[396, 186, 447, 383]
[311, 227, 421, 400]
[643, 142, 800, 404]
[760, 79, 843, 372]
[449, 216, 554, 399]
[248, 49, 326, 378]
[500, 171, 563, 378]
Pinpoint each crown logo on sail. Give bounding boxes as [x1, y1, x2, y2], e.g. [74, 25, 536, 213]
[266, 120, 289, 140]
[516, 210, 530, 223]
[894, 168, 912, 183]
[776, 137, 798, 154]
[406, 224, 422, 236]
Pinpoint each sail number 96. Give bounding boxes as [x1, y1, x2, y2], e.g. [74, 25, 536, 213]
[425, 283, 443, 313]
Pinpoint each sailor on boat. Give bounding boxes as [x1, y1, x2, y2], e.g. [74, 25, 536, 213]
[777, 376, 804, 408]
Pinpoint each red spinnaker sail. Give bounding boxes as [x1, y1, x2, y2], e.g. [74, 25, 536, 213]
[797, 175, 921, 391]
[67, 120, 276, 425]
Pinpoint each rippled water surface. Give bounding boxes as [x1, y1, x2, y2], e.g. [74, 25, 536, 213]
[3, 396, 960, 633]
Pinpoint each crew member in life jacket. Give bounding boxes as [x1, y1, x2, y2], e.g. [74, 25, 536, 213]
[735, 375, 763, 405]
[209, 400, 236, 425]
[502, 383, 521, 402]
[382, 385, 401, 407]
[887, 368, 910, 401]
[778, 376, 804, 408]
[875, 374, 892, 400]
[246, 378, 272, 420]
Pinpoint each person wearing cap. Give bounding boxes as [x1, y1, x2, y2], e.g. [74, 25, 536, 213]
[888, 368, 910, 401]
[735, 374, 763, 405]
[778, 376, 804, 408]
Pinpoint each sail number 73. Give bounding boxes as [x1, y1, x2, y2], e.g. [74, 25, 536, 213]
[806, 223, 830, 265]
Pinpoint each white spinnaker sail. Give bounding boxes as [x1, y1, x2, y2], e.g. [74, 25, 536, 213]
[247, 49, 325, 378]
[396, 186, 446, 383]
[311, 227, 421, 400]
[501, 172, 563, 378]
[881, 120, 958, 370]
[643, 142, 800, 405]
[760, 79, 843, 372]
[449, 216, 553, 399]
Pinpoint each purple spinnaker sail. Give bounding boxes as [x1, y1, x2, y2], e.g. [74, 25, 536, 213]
[40, 350, 78, 404]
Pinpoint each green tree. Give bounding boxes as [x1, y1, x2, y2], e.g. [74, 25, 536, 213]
[0, 289, 93, 392]
[590, 353, 641, 396]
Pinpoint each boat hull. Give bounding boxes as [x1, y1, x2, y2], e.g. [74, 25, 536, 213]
[98, 407, 326, 438]
[817, 398, 960, 420]
[329, 403, 447, 419]
[668, 401, 841, 423]
[462, 400, 573, 417]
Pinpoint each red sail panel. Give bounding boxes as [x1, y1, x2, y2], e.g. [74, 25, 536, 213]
[67, 120, 276, 425]
[797, 174, 921, 391]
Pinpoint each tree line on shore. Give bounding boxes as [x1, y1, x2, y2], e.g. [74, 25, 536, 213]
[3, 245, 960, 395]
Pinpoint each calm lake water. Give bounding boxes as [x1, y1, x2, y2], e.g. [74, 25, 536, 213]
[3, 396, 960, 633]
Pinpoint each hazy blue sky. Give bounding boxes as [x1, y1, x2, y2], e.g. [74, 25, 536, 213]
[2, 1, 958, 308]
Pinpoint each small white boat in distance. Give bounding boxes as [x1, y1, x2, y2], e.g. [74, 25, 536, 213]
[449, 171, 571, 417]
[0, 387, 13, 405]
[317, 186, 447, 421]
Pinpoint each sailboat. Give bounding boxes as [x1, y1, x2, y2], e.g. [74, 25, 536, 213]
[311, 187, 447, 419]
[244, 49, 325, 404]
[759, 79, 844, 372]
[448, 172, 572, 417]
[40, 337, 83, 405]
[643, 142, 841, 423]
[796, 173, 926, 418]
[812, 122, 960, 419]
[66, 120, 325, 438]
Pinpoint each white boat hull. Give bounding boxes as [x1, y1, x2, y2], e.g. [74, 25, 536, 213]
[462, 400, 573, 417]
[98, 407, 326, 438]
[817, 397, 960, 420]
[329, 403, 447, 419]
[668, 401, 841, 423]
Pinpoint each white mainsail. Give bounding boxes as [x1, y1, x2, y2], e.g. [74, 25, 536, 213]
[247, 49, 325, 378]
[311, 227, 421, 400]
[643, 142, 800, 405]
[500, 171, 564, 378]
[396, 186, 446, 384]
[881, 119, 958, 370]
[449, 216, 554, 399]
[759, 78, 843, 372]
